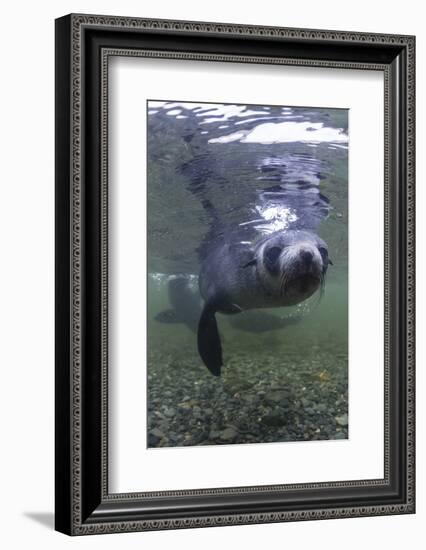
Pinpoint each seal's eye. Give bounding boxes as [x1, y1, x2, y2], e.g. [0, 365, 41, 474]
[264, 246, 282, 273]
[318, 246, 332, 266]
[265, 247, 282, 263]
[318, 246, 328, 260]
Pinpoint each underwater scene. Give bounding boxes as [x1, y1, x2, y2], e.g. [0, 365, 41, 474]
[147, 100, 348, 448]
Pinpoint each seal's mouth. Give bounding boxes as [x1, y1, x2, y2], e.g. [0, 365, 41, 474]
[291, 273, 320, 290]
[280, 272, 321, 296]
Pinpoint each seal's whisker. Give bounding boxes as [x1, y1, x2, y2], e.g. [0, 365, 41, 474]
[308, 285, 323, 313]
[279, 271, 288, 296]
[320, 273, 326, 298]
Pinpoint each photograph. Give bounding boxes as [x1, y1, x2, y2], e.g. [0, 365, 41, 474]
[147, 100, 349, 448]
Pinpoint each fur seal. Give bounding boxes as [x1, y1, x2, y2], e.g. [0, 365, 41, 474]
[198, 229, 331, 376]
[155, 276, 302, 334]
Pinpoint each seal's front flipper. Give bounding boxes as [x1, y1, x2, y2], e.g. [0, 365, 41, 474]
[197, 304, 222, 376]
[155, 309, 180, 324]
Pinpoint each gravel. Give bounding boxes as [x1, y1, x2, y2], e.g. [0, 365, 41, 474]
[147, 342, 349, 448]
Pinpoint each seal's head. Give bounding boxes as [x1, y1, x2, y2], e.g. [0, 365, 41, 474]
[253, 230, 331, 305]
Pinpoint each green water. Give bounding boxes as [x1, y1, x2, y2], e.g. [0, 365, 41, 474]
[147, 101, 348, 448]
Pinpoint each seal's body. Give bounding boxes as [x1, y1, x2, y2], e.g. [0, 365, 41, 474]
[197, 229, 331, 376]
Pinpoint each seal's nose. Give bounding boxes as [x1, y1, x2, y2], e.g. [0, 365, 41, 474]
[300, 250, 313, 266]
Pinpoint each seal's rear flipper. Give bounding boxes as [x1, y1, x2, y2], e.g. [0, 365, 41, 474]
[197, 305, 222, 376]
[154, 277, 201, 333]
[155, 309, 180, 324]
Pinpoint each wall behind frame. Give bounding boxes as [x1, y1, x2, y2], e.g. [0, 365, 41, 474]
[0, 0, 422, 548]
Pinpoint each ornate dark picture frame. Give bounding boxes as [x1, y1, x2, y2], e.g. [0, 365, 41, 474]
[55, 13, 415, 535]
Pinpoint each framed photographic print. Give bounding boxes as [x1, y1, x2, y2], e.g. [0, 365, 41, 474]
[55, 14, 415, 535]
